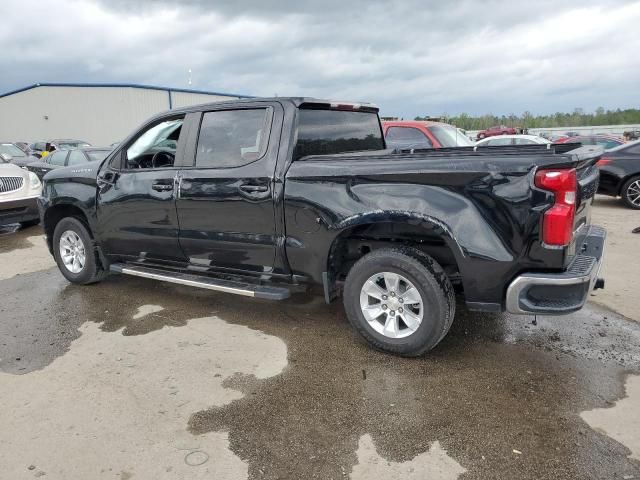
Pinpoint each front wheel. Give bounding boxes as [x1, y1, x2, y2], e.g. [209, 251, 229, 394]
[621, 176, 640, 209]
[53, 217, 107, 284]
[343, 248, 455, 356]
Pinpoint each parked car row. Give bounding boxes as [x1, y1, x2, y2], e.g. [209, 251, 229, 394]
[27, 147, 112, 180]
[475, 125, 520, 140]
[0, 152, 42, 227]
[475, 134, 550, 146]
[595, 140, 640, 209]
[30, 139, 92, 159]
[1, 139, 113, 227]
[554, 134, 624, 150]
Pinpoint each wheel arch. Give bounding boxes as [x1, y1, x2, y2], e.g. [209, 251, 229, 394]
[323, 212, 465, 302]
[618, 172, 640, 196]
[43, 203, 93, 253]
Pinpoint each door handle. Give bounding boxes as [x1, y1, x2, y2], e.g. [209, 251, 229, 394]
[152, 183, 173, 192]
[239, 184, 269, 193]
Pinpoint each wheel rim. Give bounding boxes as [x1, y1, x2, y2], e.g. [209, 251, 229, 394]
[59, 230, 86, 274]
[359, 272, 424, 339]
[626, 180, 640, 207]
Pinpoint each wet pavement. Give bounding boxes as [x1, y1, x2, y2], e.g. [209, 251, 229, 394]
[1, 224, 639, 479]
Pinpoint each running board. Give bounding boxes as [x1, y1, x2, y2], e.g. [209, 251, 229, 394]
[109, 263, 290, 300]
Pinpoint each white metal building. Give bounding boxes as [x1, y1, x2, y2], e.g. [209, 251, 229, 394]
[0, 83, 251, 146]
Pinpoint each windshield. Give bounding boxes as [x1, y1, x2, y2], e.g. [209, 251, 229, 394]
[428, 125, 475, 147]
[0, 143, 27, 158]
[86, 150, 111, 162]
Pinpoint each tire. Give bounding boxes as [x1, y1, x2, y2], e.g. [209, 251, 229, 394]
[19, 219, 40, 228]
[621, 176, 640, 209]
[343, 248, 455, 356]
[52, 217, 107, 284]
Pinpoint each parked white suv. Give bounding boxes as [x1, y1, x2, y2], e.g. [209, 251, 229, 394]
[0, 153, 42, 227]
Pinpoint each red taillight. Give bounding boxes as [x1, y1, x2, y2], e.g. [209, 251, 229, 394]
[596, 157, 611, 167]
[535, 168, 577, 247]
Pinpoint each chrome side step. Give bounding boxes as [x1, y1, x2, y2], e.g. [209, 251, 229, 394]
[109, 263, 290, 300]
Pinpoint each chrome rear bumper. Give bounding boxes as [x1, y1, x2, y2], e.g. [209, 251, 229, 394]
[506, 225, 606, 315]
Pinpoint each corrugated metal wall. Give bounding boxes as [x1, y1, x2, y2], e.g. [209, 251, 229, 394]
[0, 86, 238, 146]
[170, 91, 236, 109]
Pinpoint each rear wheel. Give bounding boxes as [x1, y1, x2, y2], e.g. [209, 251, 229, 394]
[343, 248, 455, 356]
[53, 217, 107, 284]
[621, 176, 640, 209]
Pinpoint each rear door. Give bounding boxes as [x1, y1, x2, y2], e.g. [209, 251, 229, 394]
[175, 103, 283, 276]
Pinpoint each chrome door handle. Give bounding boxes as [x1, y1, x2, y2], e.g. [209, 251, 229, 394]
[239, 184, 268, 193]
[152, 183, 173, 192]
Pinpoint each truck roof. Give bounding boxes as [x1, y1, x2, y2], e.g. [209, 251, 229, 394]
[168, 97, 379, 114]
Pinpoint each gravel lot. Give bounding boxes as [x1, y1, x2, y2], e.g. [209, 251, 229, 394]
[1, 197, 639, 480]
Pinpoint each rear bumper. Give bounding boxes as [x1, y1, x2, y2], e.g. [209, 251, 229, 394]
[0, 195, 40, 226]
[505, 225, 606, 315]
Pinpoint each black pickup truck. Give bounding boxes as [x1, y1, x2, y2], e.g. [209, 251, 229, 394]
[39, 98, 606, 355]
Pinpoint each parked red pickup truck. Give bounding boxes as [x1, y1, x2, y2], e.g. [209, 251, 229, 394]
[476, 125, 518, 140]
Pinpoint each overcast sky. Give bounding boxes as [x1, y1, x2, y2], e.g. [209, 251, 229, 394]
[1, 0, 638, 118]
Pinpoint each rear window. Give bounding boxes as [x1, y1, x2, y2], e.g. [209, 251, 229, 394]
[293, 109, 384, 160]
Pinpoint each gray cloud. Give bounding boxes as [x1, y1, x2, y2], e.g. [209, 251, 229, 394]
[1, 0, 639, 117]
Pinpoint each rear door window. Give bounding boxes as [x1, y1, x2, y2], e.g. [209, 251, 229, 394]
[195, 109, 270, 168]
[294, 109, 384, 160]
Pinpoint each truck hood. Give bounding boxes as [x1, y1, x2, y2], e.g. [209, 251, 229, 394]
[43, 160, 101, 183]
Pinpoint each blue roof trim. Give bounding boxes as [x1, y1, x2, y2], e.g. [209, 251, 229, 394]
[0, 82, 254, 99]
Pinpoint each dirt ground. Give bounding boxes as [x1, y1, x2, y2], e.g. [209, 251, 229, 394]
[0, 197, 639, 480]
[590, 195, 640, 321]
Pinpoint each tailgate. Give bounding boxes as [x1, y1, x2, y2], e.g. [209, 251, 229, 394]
[569, 146, 602, 258]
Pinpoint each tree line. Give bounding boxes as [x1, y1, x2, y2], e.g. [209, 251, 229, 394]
[415, 108, 640, 130]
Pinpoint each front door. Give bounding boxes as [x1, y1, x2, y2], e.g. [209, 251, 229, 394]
[96, 115, 187, 264]
[175, 105, 281, 276]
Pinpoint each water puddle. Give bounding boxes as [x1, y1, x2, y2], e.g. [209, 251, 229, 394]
[350, 434, 466, 479]
[0, 314, 287, 479]
[581, 374, 640, 461]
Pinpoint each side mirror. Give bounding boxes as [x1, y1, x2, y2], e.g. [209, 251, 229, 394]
[0, 152, 13, 162]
